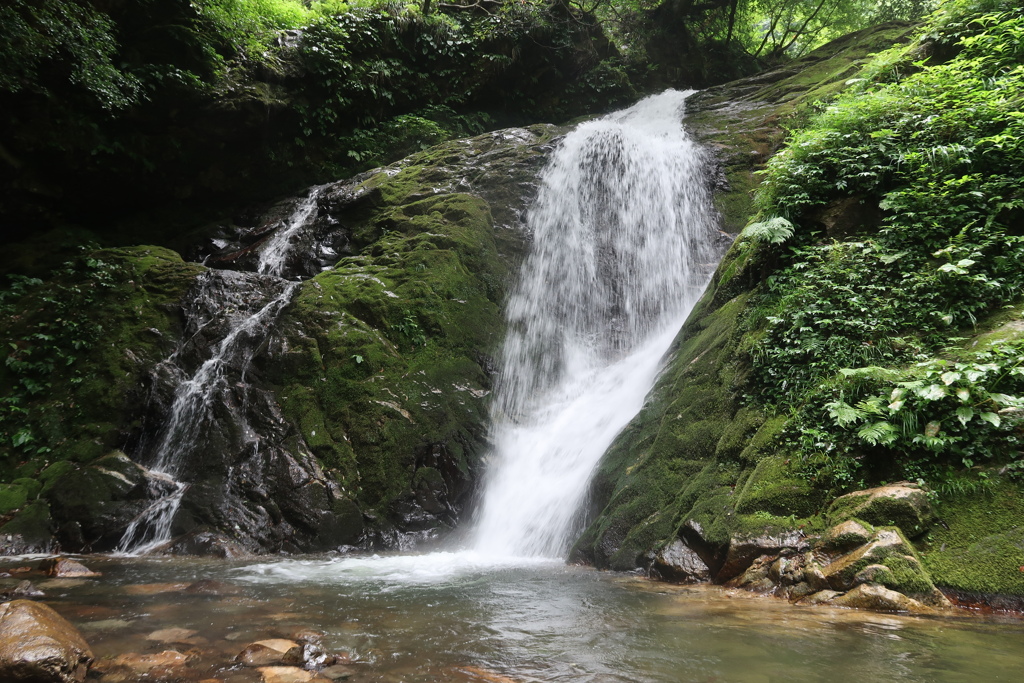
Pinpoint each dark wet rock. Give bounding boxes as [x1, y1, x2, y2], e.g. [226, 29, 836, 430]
[768, 554, 806, 586]
[0, 503, 56, 555]
[43, 452, 179, 551]
[2, 580, 44, 600]
[827, 483, 935, 539]
[39, 558, 100, 578]
[780, 581, 817, 602]
[0, 599, 93, 683]
[718, 531, 809, 582]
[166, 530, 254, 559]
[237, 639, 304, 667]
[651, 539, 712, 582]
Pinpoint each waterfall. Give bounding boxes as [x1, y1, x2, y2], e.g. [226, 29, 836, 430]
[116, 188, 324, 554]
[471, 90, 723, 558]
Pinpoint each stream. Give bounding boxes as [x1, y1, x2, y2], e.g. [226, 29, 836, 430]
[4, 553, 1024, 682]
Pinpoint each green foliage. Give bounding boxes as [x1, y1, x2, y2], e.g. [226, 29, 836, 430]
[0, 250, 124, 460]
[743, 1, 1024, 490]
[0, 0, 142, 109]
[740, 216, 795, 244]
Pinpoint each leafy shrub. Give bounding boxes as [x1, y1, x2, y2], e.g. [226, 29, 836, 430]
[742, 0, 1024, 490]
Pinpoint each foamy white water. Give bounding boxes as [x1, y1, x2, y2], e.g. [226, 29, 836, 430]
[471, 90, 722, 558]
[117, 188, 323, 555]
[257, 186, 325, 276]
[237, 550, 559, 589]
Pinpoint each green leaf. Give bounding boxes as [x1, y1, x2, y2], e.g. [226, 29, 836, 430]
[915, 384, 947, 401]
[826, 400, 864, 427]
[979, 412, 1001, 427]
[858, 421, 898, 445]
[940, 371, 961, 385]
[956, 387, 971, 402]
[956, 405, 974, 426]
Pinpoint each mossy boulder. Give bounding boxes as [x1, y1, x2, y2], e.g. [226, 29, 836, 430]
[821, 527, 945, 605]
[267, 127, 556, 538]
[827, 483, 935, 539]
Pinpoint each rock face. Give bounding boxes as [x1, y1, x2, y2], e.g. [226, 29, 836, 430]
[569, 24, 920, 576]
[0, 126, 555, 555]
[0, 600, 93, 683]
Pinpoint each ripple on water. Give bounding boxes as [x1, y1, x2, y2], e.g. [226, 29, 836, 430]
[2, 554, 1024, 683]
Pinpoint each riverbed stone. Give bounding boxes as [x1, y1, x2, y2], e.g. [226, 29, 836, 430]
[39, 558, 100, 578]
[718, 530, 809, 581]
[652, 539, 712, 582]
[2, 580, 44, 599]
[258, 665, 330, 683]
[146, 627, 204, 646]
[828, 583, 930, 612]
[237, 639, 304, 666]
[798, 590, 843, 605]
[0, 599, 93, 683]
[105, 649, 189, 675]
[827, 483, 934, 538]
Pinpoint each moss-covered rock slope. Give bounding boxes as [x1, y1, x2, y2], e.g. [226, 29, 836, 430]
[572, 0, 1024, 609]
[0, 126, 555, 554]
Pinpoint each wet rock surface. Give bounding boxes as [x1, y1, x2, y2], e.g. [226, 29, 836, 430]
[1, 126, 555, 557]
[0, 600, 93, 683]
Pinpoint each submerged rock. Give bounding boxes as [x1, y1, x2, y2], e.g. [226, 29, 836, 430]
[0, 600, 93, 682]
[39, 558, 100, 579]
[237, 639, 304, 667]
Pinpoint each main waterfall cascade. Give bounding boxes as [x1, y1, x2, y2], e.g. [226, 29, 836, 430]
[471, 89, 724, 558]
[116, 188, 326, 554]
[116, 90, 724, 558]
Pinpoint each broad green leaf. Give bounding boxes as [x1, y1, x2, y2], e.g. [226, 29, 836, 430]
[956, 406, 974, 426]
[940, 371, 961, 385]
[956, 387, 971, 402]
[915, 384, 947, 401]
[979, 412, 1001, 427]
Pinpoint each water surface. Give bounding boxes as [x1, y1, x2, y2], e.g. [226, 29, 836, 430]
[7, 553, 1023, 682]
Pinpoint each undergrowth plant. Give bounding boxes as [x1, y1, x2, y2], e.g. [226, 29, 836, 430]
[742, 0, 1024, 492]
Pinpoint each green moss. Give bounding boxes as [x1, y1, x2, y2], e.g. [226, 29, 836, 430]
[0, 501, 52, 545]
[0, 246, 202, 483]
[0, 484, 28, 515]
[921, 480, 1024, 596]
[734, 455, 824, 517]
[273, 157, 515, 514]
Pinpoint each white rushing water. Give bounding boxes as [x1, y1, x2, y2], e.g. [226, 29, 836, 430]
[471, 89, 722, 559]
[117, 191, 322, 555]
[256, 186, 325, 277]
